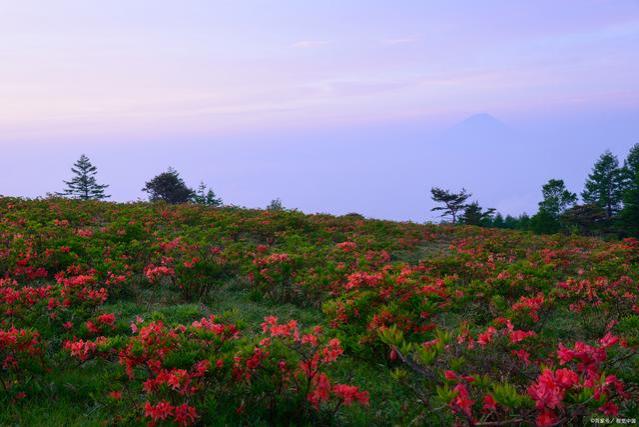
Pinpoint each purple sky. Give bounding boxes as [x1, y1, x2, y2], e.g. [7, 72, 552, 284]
[1, 1, 638, 221]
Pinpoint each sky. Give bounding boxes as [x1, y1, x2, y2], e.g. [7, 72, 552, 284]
[1, 1, 638, 221]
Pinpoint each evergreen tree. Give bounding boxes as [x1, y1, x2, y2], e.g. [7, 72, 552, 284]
[621, 143, 639, 181]
[430, 187, 471, 224]
[503, 215, 518, 229]
[582, 151, 624, 220]
[57, 154, 110, 200]
[267, 198, 284, 211]
[561, 204, 608, 236]
[193, 182, 223, 207]
[142, 168, 194, 204]
[517, 213, 531, 230]
[620, 144, 639, 235]
[492, 213, 505, 228]
[530, 179, 576, 234]
[460, 202, 495, 226]
[538, 179, 577, 217]
[530, 209, 560, 234]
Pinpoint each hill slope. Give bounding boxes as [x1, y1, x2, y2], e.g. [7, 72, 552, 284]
[0, 198, 637, 425]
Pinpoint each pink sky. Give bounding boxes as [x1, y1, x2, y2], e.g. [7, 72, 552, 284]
[1, 1, 638, 220]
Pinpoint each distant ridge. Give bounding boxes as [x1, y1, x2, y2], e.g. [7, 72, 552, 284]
[448, 113, 510, 135]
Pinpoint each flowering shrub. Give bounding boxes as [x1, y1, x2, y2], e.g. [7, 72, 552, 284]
[0, 327, 42, 397]
[0, 198, 637, 425]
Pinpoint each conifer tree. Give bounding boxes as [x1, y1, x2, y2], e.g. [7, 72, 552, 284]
[267, 198, 284, 211]
[492, 213, 505, 228]
[620, 143, 639, 235]
[142, 168, 194, 204]
[517, 213, 531, 230]
[430, 187, 471, 224]
[538, 179, 577, 218]
[460, 201, 495, 226]
[561, 204, 607, 235]
[531, 179, 576, 234]
[193, 182, 223, 207]
[57, 154, 110, 200]
[503, 215, 518, 229]
[582, 151, 624, 220]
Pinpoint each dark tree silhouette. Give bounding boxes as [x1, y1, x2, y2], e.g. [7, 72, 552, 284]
[193, 182, 222, 207]
[621, 144, 639, 235]
[267, 198, 284, 211]
[430, 187, 471, 224]
[582, 151, 624, 220]
[142, 168, 194, 204]
[57, 154, 110, 200]
[538, 179, 577, 217]
[530, 179, 577, 234]
[561, 204, 608, 235]
[460, 201, 495, 226]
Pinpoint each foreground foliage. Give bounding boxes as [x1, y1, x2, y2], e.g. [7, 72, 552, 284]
[0, 198, 638, 426]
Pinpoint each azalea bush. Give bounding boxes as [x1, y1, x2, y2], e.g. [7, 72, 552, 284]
[0, 197, 638, 425]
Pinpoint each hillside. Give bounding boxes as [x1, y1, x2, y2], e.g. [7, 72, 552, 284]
[0, 198, 637, 426]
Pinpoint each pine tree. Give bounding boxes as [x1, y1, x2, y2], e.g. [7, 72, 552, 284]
[460, 201, 495, 226]
[503, 215, 518, 229]
[492, 213, 505, 228]
[193, 182, 223, 207]
[517, 213, 531, 230]
[530, 179, 576, 234]
[561, 204, 607, 235]
[57, 154, 110, 200]
[582, 151, 624, 220]
[142, 168, 194, 204]
[430, 187, 471, 224]
[538, 179, 577, 218]
[623, 143, 639, 178]
[620, 143, 639, 235]
[530, 209, 560, 234]
[267, 198, 284, 211]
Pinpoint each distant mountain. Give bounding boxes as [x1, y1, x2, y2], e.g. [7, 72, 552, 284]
[444, 113, 513, 142]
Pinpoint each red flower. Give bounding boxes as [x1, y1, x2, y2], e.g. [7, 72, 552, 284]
[477, 326, 497, 346]
[509, 329, 536, 344]
[345, 272, 384, 290]
[332, 384, 370, 406]
[450, 383, 474, 418]
[512, 349, 531, 365]
[321, 338, 343, 363]
[64, 338, 97, 361]
[444, 370, 458, 381]
[144, 400, 175, 421]
[166, 369, 190, 392]
[536, 410, 557, 427]
[527, 370, 564, 410]
[174, 403, 198, 426]
[598, 401, 619, 416]
[144, 264, 175, 283]
[261, 316, 299, 339]
[598, 332, 619, 349]
[482, 394, 497, 413]
[554, 368, 578, 388]
[307, 373, 331, 407]
[336, 241, 357, 252]
[97, 313, 116, 326]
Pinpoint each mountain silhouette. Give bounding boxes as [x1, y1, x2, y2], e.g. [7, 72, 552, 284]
[445, 113, 514, 142]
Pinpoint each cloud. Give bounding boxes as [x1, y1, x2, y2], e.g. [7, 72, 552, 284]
[291, 40, 329, 49]
[326, 80, 414, 97]
[382, 36, 418, 46]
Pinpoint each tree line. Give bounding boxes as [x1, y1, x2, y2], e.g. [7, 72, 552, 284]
[54, 154, 285, 210]
[430, 143, 639, 237]
[50, 145, 639, 238]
